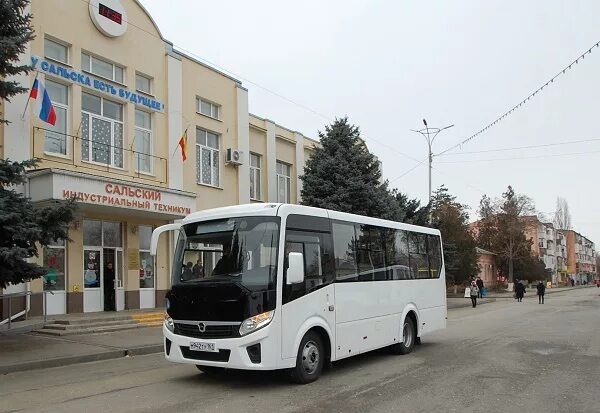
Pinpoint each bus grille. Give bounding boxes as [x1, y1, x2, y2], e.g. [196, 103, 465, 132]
[174, 323, 240, 339]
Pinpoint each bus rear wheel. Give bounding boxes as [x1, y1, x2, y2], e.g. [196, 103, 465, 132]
[391, 316, 416, 355]
[289, 331, 324, 384]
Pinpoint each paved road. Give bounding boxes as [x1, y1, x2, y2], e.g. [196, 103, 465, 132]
[2, 288, 599, 413]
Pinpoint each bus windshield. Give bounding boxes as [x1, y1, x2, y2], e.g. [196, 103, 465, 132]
[173, 216, 280, 291]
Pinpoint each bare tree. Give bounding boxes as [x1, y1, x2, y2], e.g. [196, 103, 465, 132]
[554, 197, 572, 230]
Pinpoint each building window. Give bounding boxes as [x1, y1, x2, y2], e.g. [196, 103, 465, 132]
[43, 239, 66, 291]
[196, 127, 220, 186]
[81, 92, 124, 168]
[250, 153, 261, 200]
[135, 73, 152, 94]
[82, 52, 124, 83]
[196, 97, 220, 120]
[276, 161, 291, 203]
[44, 37, 68, 64]
[44, 80, 68, 156]
[139, 225, 154, 289]
[134, 109, 152, 173]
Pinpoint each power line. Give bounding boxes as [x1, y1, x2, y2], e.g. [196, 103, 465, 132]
[436, 38, 600, 157]
[437, 137, 600, 156]
[81, 0, 421, 163]
[437, 148, 600, 164]
[387, 158, 428, 183]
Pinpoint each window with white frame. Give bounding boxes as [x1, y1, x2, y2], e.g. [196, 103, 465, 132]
[43, 239, 66, 291]
[82, 52, 124, 83]
[44, 37, 68, 64]
[139, 225, 155, 289]
[134, 109, 152, 173]
[135, 73, 152, 94]
[81, 92, 124, 168]
[196, 128, 220, 186]
[196, 97, 220, 120]
[44, 80, 69, 156]
[276, 161, 291, 203]
[249, 153, 261, 200]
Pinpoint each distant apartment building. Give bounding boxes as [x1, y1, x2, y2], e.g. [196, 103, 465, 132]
[563, 230, 597, 284]
[524, 216, 567, 285]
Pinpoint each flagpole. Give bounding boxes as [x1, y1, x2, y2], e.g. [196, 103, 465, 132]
[21, 71, 39, 120]
[172, 126, 189, 158]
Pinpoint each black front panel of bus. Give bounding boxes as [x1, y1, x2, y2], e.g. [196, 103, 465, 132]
[166, 283, 276, 322]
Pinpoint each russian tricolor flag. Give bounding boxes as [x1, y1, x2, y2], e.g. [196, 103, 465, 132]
[29, 77, 57, 126]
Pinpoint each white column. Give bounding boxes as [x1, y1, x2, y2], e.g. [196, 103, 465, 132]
[266, 120, 277, 203]
[294, 132, 305, 203]
[236, 85, 250, 204]
[167, 50, 183, 190]
[4, 2, 32, 162]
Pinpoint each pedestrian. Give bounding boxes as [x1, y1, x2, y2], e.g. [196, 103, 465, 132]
[571, 278, 575, 287]
[470, 280, 479, 308]
[515, 280, 525, 302]
[536, 281, 546, 304]
[476, 277, 484, 298]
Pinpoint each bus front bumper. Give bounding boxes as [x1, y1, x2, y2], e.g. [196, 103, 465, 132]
[162, 324, 280, 370]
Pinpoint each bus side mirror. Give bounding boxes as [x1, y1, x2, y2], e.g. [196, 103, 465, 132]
[287, 252, 304, 285]
[150, 223, 182, 256]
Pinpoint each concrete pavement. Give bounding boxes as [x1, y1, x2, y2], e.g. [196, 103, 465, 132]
[1, 287, 599, 412]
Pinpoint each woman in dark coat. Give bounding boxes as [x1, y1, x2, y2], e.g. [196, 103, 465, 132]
[515, 280, 525, 302]
[537, 281, 546, 304]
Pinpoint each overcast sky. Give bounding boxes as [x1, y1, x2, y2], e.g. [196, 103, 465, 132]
[140, 0, 600, 245]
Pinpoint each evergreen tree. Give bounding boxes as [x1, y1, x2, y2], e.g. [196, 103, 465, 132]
[392, 190, 429, 226]
[0, 0, 77, 288]
[430, 186, 478, 286]
[0, 0, 35, 113]
[301, 117, 401, 220]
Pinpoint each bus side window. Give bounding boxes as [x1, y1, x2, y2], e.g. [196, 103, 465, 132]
[409, 232, 430, 279]
[332, 221, 358, 282]
[428, 235, 442, 278]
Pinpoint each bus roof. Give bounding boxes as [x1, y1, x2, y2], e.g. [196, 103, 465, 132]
[182, 203, 440, 236]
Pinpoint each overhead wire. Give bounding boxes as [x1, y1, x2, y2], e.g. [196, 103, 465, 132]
[436, 38, 600, 157]
[437, 137, 600, 156]
[81, 0, 421, 163]
[436, 148, 600, 164]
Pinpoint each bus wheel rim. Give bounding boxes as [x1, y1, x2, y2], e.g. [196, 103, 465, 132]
[403, 322, 413, 347]
[302, 340, 319, 374]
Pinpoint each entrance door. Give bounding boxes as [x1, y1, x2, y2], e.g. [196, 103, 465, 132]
[83, 248, 103, 312]
[102, 249, 124, 311]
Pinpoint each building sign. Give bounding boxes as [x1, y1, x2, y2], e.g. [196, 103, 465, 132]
[62, 183, 192, 216]
[31, 56, 165, 112]
[89, 0, 128, 38]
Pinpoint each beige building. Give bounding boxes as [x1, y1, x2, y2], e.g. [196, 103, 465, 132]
[0, 0, 318, 316]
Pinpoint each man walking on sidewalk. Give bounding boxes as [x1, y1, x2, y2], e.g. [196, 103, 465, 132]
[537, 281, 546, 304]
[470, 281, 480, 308]
[476, 277, 484, 298]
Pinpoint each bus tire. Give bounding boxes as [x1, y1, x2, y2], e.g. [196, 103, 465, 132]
[390, 316, 416, 355]
[289, 331, 324, 384]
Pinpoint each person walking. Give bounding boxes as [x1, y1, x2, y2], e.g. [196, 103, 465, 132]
[537, 281, 546, 304]
[470, 281, 479, 308]
[476, 277, 484, 298]
[515, 280, 525, 302]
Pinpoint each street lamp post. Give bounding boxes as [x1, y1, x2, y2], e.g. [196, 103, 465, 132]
[411, 119, 454, 215]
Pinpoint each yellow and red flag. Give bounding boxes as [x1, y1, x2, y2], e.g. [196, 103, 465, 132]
[178, 128, 188, 161]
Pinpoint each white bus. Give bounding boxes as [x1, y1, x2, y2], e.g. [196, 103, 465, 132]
[151, 203, 446, 383]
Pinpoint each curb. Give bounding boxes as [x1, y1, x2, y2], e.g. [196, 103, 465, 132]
[0, 343, 164, 375]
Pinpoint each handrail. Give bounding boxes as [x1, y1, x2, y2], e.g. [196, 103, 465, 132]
[0, 290, 54, 330]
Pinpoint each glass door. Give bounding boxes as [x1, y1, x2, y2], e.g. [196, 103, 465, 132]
[83, 248, 103, 312]
[115, 249, 124, 311]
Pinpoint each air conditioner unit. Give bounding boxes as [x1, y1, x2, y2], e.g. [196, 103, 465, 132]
[226, 148, 244, 165]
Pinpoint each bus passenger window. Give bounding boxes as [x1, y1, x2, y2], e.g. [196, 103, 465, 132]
[409, 233, 430, 279]
[332, 222, 358, 282]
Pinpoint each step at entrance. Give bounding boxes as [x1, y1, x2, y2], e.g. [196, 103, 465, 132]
[37, 311, 164, 336]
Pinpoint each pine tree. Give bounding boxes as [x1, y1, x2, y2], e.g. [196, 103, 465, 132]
[0, 0, 35, 113]
[301, 117, 402, 220]
[0, 0, 77, 288]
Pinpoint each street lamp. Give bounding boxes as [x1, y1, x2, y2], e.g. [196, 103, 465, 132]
[410, 119, 454, 210]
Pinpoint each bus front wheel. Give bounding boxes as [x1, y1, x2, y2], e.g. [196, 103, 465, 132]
[391, 316, 416, 355]
[289, 331, 324, 384]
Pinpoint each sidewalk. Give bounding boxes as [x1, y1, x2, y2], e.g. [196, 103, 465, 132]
[447, 285, 593, 299]
[0, 326, 163, 374]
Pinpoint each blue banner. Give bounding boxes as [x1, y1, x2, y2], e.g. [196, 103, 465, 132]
[31, 56, 165, 112]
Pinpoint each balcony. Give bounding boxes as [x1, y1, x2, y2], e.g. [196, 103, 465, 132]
[32, 127, 168, 185]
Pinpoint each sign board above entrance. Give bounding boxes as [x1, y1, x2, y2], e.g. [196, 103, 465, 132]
[31, 56, 165, 112]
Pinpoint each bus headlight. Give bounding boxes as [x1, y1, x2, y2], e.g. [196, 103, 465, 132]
[164, 313, 174, 332]
[239, 311, 274, 336]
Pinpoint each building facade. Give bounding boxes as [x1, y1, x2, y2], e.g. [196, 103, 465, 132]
[475, 248, 497, 287]
[1, 0, 319, 316]
[523, 216, 567, 285]
[563, 230, 597, 284]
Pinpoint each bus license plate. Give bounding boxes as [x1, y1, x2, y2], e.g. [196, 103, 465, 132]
[189, 341, 217, 352]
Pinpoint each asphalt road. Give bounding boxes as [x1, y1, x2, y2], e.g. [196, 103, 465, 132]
[1, 288, 599, 413]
